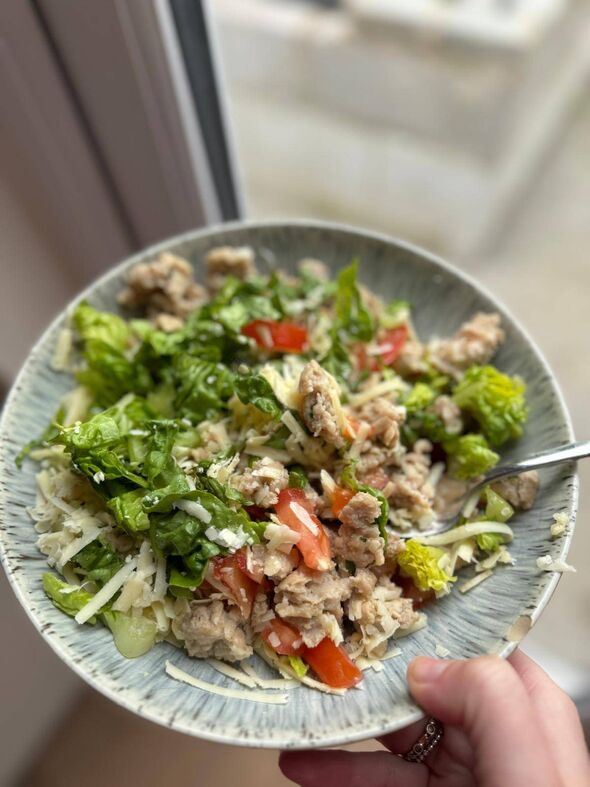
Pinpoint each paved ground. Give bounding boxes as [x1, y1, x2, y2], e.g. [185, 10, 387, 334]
[20, 89, 590, 787]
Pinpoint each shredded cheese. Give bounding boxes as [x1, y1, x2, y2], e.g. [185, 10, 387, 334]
[208, 659, 258, 689]
[240, 663, 299, 690]
[75, 558, 138, 624]
[165, 662, 289, 704]
[349, 378, 405, 408]
[51, 327, 74, 371]
[394, 613, 428, 639]
[435, 643, 451, 658]
[536, 555, 576, 573]
[550, 511, 569, 539]
[416, 521, 513, 547]
[458, 569, 493, 593]
[174, 499, 211, 523]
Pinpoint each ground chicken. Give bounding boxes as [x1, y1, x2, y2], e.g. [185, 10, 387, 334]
[332, 492, 385, 569]
[372, 534, 406, 578]
[171, 599, 252, 661]
[347, 571, 418, 657]
[393, 339, 428, 377]
[152, 313, 184, 332]
[358, 398, 405, 449]
[263, 548, 299, 581]
[205, 246, 257, 291]
[491, 470, 539, 510]
[388, 439, 435, 528]
[250, 590, 275, 635]
[274, 566, 351, 647]
[118, 252, 206, 320]
[429, 312, 505, 377]
[430, 395, 463, 435]
[298, 360, 345, 448]
[230, 457, 289, 507]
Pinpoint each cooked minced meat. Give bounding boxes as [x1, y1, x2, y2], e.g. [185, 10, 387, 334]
[298, 360, 345, 448]
[274, 566, 351, 647]
[429, 312, 505, 377]
[230, 457, 289, 508]
[491, 471, 539, 510]
[35, 246, 533, 692]
[205, 246, 257, 292]
[172, 600, 253, 661]
[118, 251, 206, 320]
[332, 492, 384, 569]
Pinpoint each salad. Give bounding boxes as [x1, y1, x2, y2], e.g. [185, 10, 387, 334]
[21, 247, 537, 694]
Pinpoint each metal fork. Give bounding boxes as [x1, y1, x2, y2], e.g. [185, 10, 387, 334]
[400, 440, 589, 539]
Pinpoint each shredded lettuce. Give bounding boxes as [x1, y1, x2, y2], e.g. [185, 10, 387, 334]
[319, 334, 352, 388]
[443, 434, 499, 480]
[475, 488, 514, 552]
[287, 466, 308, 489]
[453, 365, 528, 447]
[43, 573, 97, 622]
[287, 656, 309, 678]
[172, 356, 234, 420]
[396, 540, 455, 592]
[234, 372, 282, 419]
[403, 383, 436, 414]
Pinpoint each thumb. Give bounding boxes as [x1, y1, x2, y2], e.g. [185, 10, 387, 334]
[408, 656, 561, 787]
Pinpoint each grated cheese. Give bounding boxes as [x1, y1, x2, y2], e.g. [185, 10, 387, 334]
[152, 557, 168, 600]
[394, 613, 428, 639]
[349, 378, 405, 408]
[165, 661, 289, 704]
[240, 663, 298, 690]
[458, 569, 493, 593]
[550, 511, 569, 539]
[289, 502, 319, 535]
[54, 522, 103, 568]
[536, 555, 576, 573]
[51, 327, 74, 371]
[75, 558, 138, 624]
[207, 659, 258, 689]
[435, 643, 451, 658]
[174, 499, 211, 523]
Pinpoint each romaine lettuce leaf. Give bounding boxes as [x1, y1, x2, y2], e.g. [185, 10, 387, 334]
[443, 434, 499, 480]
[73, 538, 124, 585]
[396, 540, 455, 592]
[42, 573, 97, 623]
[107, 488, 150, 533]
[172, 356, 234, 419]
[234, 372, 282, 419]
[333, 260, 375, 342]
[453, 365, 528, 447]
[101, 610, 157, 658]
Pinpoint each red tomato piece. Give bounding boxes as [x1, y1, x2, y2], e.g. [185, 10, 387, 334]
[262, 619, 305, 656]
[235, 547, 264, 584]
[331, 486, 355, 518]
[356, 325, 409, 371]
[275, 489, 332, 572]
[241, 319, 308, 353]
[212, 555, 258, 618]
[376, 325, 409, 366]
[303, 638, 363, 689]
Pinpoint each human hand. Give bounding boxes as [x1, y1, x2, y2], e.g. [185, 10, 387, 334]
[280, 650, 590, 787]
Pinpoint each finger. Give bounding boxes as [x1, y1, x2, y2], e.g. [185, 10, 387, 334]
[509, 649, 590, 787]
[279, 750, 428, 787]
[377, 718, 427, 754]
[408, 656, 561, 787]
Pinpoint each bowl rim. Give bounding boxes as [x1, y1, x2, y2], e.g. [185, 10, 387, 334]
[0, 217, 578, 748]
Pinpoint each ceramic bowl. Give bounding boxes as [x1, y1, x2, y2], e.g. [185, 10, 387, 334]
[0, 220, 577, 748]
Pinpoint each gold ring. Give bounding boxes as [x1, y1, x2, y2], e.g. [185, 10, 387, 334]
[400, 717, 444, 764]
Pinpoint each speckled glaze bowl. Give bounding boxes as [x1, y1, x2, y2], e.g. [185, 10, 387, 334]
[0, 220, 577, 749]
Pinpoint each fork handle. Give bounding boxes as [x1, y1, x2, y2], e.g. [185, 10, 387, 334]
[482, 440, 590, 485]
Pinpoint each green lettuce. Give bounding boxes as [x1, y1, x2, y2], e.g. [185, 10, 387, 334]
[380, 299, 410, 329]
[42, 573, 97, 623]
[443, 434, 499, 480]
[73, 539, 124, 585]
[475, 488, 514, 552]
[319, 334, 352, 388]
[453, 365, 528, 447]
[102, 610, 157, 658]
[234, 372, 282, 419]
[397, 540, 455, 592]
[107, 488, 150, 533]
[287, 466, 308, 489]
[403, 383, 436, 414]
[333, 260, 375, 342]
[287, 656, 308, 678]
[172, 356, 234, 419]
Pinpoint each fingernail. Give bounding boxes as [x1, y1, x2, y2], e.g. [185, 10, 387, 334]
[409, 657, 449, 684]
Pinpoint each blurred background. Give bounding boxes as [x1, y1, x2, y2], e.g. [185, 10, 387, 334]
[1, 0, 589, 784]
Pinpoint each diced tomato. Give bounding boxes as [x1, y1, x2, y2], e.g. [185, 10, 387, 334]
[303, 638, 363, 689]
[241, 319, 308, 353]
[356, 325, 409, 371]
[275, 489, 332, 572]
[331, 486, 355, 518]
[342, 416, 360, 441]
[235, 547, 264, 584]
[212, 555, 258, 618]
[262, 619, 305, 656]
[376, 325, 409, 366]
